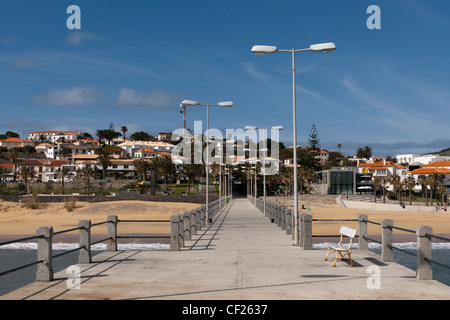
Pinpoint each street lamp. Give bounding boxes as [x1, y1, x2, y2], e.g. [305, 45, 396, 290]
[251, 42, 336, 245]
[180, 100, 234, 223]
[245, 125, 283, 217]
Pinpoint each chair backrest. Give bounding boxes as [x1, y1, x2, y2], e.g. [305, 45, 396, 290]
[339, 226, 357, 238]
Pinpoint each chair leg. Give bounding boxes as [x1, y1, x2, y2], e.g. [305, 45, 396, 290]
[348, 253, 354, 267]
[325, 248, 331, 261]
[332, 252, 339, 267]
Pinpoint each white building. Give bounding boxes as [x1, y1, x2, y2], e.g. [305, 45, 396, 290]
[396, 153, 450, 165]
[28, 130, 83, 143]
[117, 140, 176, 158]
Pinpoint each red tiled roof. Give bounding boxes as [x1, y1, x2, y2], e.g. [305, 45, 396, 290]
[422, 161, 450, 168]
[409, 168, 450, 175]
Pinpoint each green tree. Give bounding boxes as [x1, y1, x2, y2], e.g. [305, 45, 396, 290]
[372, 176, 381, 202]
[97, 149, 113, 180]
[121, 126, 128, 142]
[181, 164, 203, 193]
[19, 166, 35, 194]
[133, 158, 151, 180]
[404, 176, 416, 205]
[307, 124, 320, 152]
[55, 167, 73, 195]
[76, 166, 96, 195]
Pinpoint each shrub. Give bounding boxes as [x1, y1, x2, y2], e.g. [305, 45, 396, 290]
[64, 197, 77, 212]
[23, 193, 39, 209]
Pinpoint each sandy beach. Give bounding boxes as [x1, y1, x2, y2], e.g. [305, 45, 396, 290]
[1, 196, 450, 243]
[0, 199, 200, 242]
[270, 196, 450, 240]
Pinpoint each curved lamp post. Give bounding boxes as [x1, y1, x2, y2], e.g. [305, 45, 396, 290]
[180, 100, 234, 223]
[251, 42, 336, 245]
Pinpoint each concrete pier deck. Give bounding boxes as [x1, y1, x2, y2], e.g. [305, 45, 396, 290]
[2, 198, 450, 300]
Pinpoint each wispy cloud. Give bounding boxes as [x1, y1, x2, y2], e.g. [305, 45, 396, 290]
[33, 86, 101, 106]
[66, 31, 101, 46]
[115, 88, 178, 110]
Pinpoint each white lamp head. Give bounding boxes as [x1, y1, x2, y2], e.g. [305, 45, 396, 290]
[251, 45, 278, 55]
[245, 126, 257, 130]
[218, 101, 234, 108]
[271, 126, 284, 130]
[309, 42, 336, 53]
[181, 100, 199, 106]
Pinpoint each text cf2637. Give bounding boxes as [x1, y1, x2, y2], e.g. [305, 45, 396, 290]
[181, 304, 268, 317]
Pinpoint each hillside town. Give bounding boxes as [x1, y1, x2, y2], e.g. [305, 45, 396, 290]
[0, 128, 449, 205]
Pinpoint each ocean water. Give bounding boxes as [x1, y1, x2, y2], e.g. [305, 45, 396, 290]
[314, 242, 450, 287]
[0, 243, 169, 296]
[0, 242, 449, 297]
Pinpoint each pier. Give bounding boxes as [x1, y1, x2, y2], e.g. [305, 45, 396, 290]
[2, 198, 450, 300]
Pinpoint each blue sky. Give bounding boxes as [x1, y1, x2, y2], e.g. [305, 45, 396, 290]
[0, 0, 449, 156]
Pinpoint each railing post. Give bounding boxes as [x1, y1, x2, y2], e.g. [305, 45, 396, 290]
[358, 214, 368, 250]
[302, 214, 313, 250]
[286, 209, 292, 235]
[190, 210, 197, 236]
[107, 215, 118, 251]
[299, 213, 305, 246]
[170, 214, 180, 251]
[281, 207, 286, 231]
[183, 212, 191, 241]
[78, 220, 91, 263]
[178, 214, 184, 248]
[416, 225, 433, 280]
[201, 206, 206, 227]
[381, 219, 394, 262]
[36, 227, 53, 282]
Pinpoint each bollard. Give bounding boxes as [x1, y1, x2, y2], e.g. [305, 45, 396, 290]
[190, 210, 197, 236]
[381, 219, 394, 262]
[302, 214, 313, 250]
[36, 227, 54, 282]
[178, 214, 184, 248]
[281, 207, 286, 231]
[200, 206, 206, 227]
[107, 215, 118, 251]
[183, 212, 191, 241]
[277, 206, 282, 228]
[286, 209, 292, 235]
[358, 214, 368, 250]
[78, 220, 91, 263]
[416, 225, 433, 280]
[299, 213, 306, 247]
[170, 215, 181, 251]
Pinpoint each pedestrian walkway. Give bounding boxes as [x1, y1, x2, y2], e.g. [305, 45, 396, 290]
[2, 198, 450, 300]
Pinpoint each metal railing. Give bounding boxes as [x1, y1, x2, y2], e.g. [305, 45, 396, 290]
[0, 196, 230, 283]
[248, 195, 450, 281]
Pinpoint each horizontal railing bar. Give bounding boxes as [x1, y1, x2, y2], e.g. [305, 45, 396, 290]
[52, 246, 83, 259]
[91, 221, 108, 227]
[426, 233, 450, 242]
[53, 226, 84, 235]
[365, 220, 381, 225]
[388, 244, 417, 257]
[90, 237, 111, 246]
[363, 235, 381, 244]
[0, 259, 44, 277]
[312, 219, 358, 222]
[117, 235, 171, 239]
[312, 235, 341, 238]
[390, 226, 415, 234]
[118, 219, 170, 223]
[425, 257, 450, 270]
[0, 235, 44, 247]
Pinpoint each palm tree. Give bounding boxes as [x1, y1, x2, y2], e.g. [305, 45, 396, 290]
[426, 175, 437, 206]
[388, 173, 401, 203]
[381, 177, 388, 203]
[372, 176, 381, 202]
[7, 148, 19, 181]
[404, 176, 416, 205]
[19, 166, 35, 194]
[304, 168, 316, 194]
[76, 166, 96, 195]
[133, 158, 151, 180]
[181, 164, 203, 193]
[418, 174, 429, 206]
[153, 156, 176, 191]
[97, 149, 113, 180]
[55, 167, 72, 195]
[121, 126, 128, 142]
